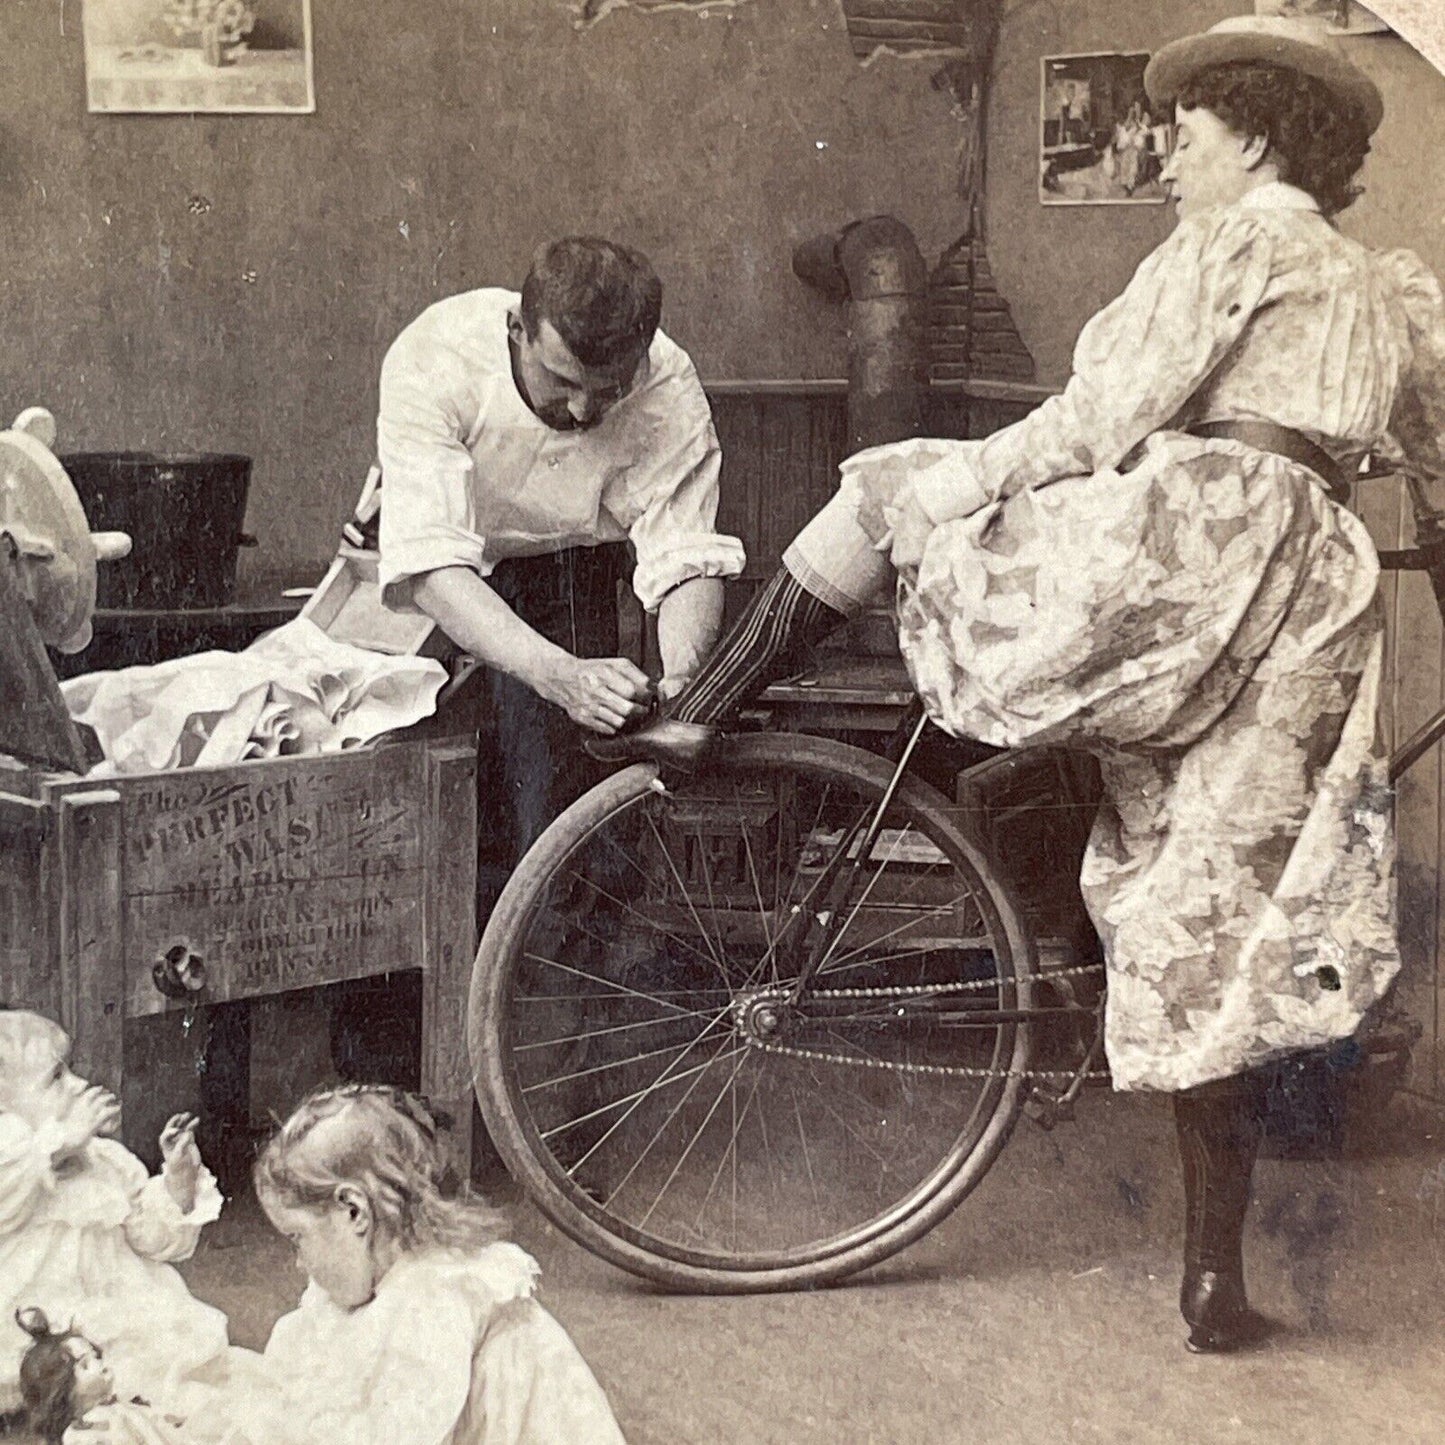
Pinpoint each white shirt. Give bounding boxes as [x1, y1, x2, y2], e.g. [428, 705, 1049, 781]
[376, 288, 745, 613]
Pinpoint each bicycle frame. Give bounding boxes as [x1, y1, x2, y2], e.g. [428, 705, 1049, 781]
[690, 697, 1109, 1116]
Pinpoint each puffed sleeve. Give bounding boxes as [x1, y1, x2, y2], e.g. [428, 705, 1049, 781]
[876, 209, 1278, 548]
[621, 368, 746, 612]
[1380, 249, 1445, 506]
[0, 1114, 64, 1233]
[120, 1161, 223, 1263]
[376, 327, 488, 612]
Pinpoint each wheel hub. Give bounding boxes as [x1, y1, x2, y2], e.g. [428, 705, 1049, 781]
[732, 986, 793, 1045]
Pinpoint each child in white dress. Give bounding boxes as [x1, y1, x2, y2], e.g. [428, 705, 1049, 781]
[15, 1308, 193, 1444]
[0, 1011, 231, 1418]
[208, 1084, 627, 1445]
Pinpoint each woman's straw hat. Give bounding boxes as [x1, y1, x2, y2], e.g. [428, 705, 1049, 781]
[1144, 14, 1384, 135]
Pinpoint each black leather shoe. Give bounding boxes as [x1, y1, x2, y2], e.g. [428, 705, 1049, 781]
[1180, 1270, 1271, 1354]
[584, 718, 719, 771]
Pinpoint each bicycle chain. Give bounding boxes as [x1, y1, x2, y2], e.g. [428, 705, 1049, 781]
[750, 1036, 1109, 1084]
[749, 960, 1110, 1083]
[804, 959, 1107, 1000]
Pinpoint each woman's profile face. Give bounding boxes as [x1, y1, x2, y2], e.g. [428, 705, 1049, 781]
[1160, 104, 1266, 219]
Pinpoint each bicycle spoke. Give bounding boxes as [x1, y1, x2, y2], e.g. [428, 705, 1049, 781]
[522, 1033, 727, 1096]
[565, 864, 723, 977]
[601, 1040, 746, 1210]
[809, 940, 997, 976]
[515, 987, 731, 1004]
[538, 1044, 746, 1142]
[737, 805, 777, 971]
[637, 1050, 753, 1230]
[562, 1001, 741, 1173]
[521, 950, 713, 1019]
[515, 1009, 724, 1053]
[817, 898, 980, 976]
[790, 1080, 823, 1217]
[812, 825, 914, 976]
[641, 809, 732, 981]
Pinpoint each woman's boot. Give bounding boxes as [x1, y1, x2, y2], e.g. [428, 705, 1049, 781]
[589, 564, 852, 767]
[1174, 1074, 1269, 1353]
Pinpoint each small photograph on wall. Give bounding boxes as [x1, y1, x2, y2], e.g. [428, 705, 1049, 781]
[1040, 53, 1170, 206]
[83, 0, 316, 114]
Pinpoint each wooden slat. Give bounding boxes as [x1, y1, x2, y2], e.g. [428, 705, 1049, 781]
[705, 379, 848, 399]
[0, 809, 56, 1021]
[928, 312, 1017, 336]
[1384, 472, 1444, 1094]
[844, 0, 973, 19]
[969, 333, 1037, 356]
[932, 358, 1038, 381]
[57, 789, 125, 1097]
[421, 740, 478, 1175]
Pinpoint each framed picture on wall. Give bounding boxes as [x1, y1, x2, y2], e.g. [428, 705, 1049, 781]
[83, 0, 316, 114]
[1040, 52, 1171, 206]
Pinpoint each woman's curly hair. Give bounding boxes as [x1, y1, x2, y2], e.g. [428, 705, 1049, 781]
[1177, 60, 1372, 217]
[253, 1084, 507, 1253]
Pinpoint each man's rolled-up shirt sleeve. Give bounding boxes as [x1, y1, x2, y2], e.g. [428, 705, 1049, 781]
[627, 415, 746, 613]
[377, 338, 488, 612]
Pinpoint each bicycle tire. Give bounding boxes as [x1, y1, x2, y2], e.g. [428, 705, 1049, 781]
[469, 732, 1039, 1293]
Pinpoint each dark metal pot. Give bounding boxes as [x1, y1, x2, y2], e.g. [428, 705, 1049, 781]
[59, 453, 256, 610]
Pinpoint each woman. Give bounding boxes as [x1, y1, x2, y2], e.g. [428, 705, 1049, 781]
[598, 15, 1445, 1352]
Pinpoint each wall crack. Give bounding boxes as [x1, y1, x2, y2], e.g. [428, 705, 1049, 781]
[568, 0, 751, 29]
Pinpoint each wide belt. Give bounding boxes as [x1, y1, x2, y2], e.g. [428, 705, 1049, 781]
[1187, 419, 1352, 504]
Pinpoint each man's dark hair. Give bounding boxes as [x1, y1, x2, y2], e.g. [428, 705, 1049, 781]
[519, 237, 663, 369]
[1177, 61, 1371, 218]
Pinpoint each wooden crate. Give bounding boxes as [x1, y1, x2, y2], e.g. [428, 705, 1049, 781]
[0, 734, 478, 1163]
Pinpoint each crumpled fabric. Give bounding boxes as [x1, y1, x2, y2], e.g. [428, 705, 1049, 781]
[60, 618, 447, 777]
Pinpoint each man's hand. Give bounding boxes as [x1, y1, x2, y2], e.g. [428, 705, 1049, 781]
[49, 1085, 122, 1167]
[535, 655, 652, 733]
[159, 1112, 202, 1213]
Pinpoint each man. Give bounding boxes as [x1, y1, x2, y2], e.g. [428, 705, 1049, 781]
[375, 236, 745, 888]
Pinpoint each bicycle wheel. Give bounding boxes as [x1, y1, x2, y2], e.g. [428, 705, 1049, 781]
[470, 732, 1038, 1293]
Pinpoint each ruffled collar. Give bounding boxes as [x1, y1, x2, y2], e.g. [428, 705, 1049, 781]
[304, 1241, 541, 1317]
[1239, 181, 1320, 214]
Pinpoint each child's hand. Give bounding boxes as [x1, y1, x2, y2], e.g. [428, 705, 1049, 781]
[48, 1085, 121, 1166]
[160, 1113, 202, 1212]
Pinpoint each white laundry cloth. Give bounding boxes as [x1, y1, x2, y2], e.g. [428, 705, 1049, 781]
[60, 618, 448, 776]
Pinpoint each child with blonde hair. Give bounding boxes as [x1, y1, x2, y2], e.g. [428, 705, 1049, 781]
[0, 1010, 230, 1420]
[220, 1084, 626, 1444]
